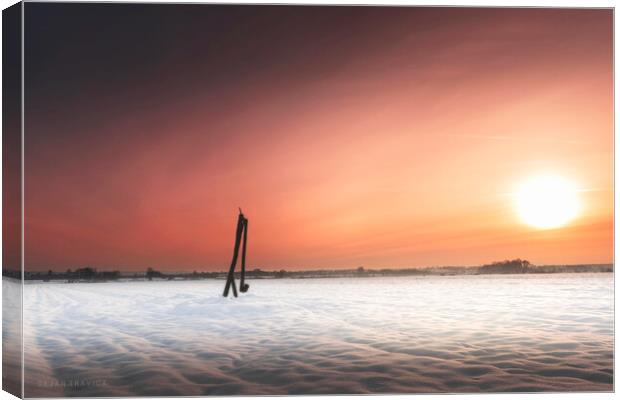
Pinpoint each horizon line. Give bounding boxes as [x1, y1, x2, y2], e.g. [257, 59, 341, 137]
[15, 261, 615, 274]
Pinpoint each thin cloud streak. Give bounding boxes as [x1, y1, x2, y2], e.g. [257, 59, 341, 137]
[440, 133, 592, 145]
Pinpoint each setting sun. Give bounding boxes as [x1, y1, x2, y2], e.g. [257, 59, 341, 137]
[515, 175, 581, 230]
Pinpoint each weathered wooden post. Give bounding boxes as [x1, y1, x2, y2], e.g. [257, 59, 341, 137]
[223, 209, 250, 297]
[240, 217, 249, 293]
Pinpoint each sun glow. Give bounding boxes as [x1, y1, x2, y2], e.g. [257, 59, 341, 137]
[515, 174, 580, 229]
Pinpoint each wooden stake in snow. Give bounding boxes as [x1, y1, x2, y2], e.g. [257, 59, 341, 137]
[223, 208, 250, 297]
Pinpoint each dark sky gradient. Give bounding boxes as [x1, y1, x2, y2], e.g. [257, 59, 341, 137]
[24, 5, 613, 271]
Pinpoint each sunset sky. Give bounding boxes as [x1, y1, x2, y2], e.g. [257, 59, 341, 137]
[24, 5, 613, 271]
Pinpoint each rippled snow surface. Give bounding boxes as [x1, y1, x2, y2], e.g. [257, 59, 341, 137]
[17, 273, 613, 396]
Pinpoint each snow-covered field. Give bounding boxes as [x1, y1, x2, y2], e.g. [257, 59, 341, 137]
[13, 273, 614, 396]
[2, 279, 21, 396]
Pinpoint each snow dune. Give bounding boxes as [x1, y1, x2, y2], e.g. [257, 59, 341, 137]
[17, 273, 613, 396]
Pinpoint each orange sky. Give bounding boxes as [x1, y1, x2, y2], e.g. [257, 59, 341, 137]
[24, 6, 612, 271]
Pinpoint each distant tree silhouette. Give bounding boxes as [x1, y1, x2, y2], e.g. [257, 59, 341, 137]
[99, 270, 120, 281]
[76, 267, 96, 281]
[146, 267, 164, 281]
[479, 259, 532, 274]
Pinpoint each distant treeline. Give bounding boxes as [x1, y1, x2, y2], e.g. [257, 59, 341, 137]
[4, 259, 613, 282]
